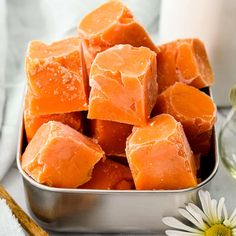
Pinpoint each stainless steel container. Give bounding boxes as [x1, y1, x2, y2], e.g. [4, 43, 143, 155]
[17, 89, 219, 233]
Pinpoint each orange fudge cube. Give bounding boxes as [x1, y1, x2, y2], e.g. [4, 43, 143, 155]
[78, 0, 158, 74]
[78, 0, 157, 52]
[90, 119, 132, 157]
[80, 159, 134, 190]
[153, 82, 216, 155]
[126, 114, 197, 190]
[26, 37, 88, 115]
[156, 39, 214, 92]
[24, 110, 83, 143]
[88, 44, 158, 126]
[22, 121, 104, 188]
[24, 91, 84, 141]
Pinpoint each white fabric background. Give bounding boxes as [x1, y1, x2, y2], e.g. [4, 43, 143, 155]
[0, 0, 6, 138]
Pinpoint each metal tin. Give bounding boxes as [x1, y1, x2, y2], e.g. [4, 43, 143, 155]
[17, 89, 219, 234]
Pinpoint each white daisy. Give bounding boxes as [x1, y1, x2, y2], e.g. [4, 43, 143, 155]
[162, 190, 236, 236]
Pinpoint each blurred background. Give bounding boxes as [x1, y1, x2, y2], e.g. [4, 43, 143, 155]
[1, 0, 236, 230]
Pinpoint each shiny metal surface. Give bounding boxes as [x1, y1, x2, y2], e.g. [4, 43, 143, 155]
[17, 88, 219, 233]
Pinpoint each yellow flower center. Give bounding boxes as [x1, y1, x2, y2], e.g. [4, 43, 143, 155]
[205, 224, 232, 236]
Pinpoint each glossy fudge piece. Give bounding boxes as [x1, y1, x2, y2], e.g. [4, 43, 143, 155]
[88, 44, 158, 126]
[153, 82, 216, 155]
[78, 0, 157, 52]
[90, 119, 132, 157]
[126, 114, 197, 190]
[24, 111, 83, 143]
[24, 91, 83, 141]
[80, 159, 134, 190]
[156, 39, 214, 92]
[22, 121, 104, 188]
[26, 37, 88, 115]
[78, 0, 158, 74]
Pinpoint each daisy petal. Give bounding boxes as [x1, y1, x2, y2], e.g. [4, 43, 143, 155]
[232, 228, 236, 236]
[186, 205, 208, 230]
[223, 219, 231, 227]
[210, 199, 218, 224]
[230, 216, 236, 228]
[223, 204, 228, 220]
[165, 230, 203, 236]
[231, 218, 236, 227]
[229, 208, 236, 222]
[217, 197, 225, 222]
[198, 190, 211, 223]
[230, 215, 236, 228]
[178, 208, 206, 231]
[187, 203, 208, 223]
[205, 191, 215, 224]
[162, 217, 201, 233]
